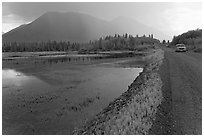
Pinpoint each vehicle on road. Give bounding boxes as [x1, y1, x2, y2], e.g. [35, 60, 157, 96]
[175, 44, 187, 52]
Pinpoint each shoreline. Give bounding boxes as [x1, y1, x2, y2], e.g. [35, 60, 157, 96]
[74, 48, 164, 134]
[2, 50, 147, 60]
[2, 48, 165, 135]
[2, 51, 147, 135]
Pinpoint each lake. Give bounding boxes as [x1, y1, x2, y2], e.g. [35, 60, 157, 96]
[2, 55, 143, 134]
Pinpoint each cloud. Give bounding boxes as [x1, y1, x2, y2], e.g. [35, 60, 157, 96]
[162, 5, 202, 36]
[3, 14, 24, 23]
[2, 14, 30, 33]
[2, 2, 202, 38]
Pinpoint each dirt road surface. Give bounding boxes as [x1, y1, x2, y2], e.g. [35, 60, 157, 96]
[153, 46, 202, 134]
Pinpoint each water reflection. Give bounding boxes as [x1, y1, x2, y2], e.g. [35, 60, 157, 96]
[2, 56, 143, 135]
[3, 69, 25, 87]
[3, 52, 140, 68]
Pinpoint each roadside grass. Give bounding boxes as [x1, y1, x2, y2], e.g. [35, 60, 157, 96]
[74, 48, 164, 135]
[91, 73, 162, 135]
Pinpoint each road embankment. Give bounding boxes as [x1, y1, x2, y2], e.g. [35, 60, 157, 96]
[74, 48, 164, 135]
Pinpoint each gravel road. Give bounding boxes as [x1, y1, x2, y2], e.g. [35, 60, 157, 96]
[152, 47, 202, 135]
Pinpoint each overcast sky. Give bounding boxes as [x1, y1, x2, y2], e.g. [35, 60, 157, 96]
[2, 2, 202, 40]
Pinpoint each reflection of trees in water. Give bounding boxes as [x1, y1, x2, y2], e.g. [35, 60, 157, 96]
[3, 52, 138, 68]
[3, 56, 97, 68]
[4, 51, 142, 72]
[47, 56, 92, 65]
[2, 55, 113, 87]
[45, 56, 109, 65]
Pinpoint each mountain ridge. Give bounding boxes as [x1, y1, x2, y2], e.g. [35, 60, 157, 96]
[3, 11, 167, 43]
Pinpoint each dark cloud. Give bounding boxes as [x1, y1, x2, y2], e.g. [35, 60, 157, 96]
[2, 3, 111, 21]
[2, 2, 174, 22]
[3, 3, 72, 21]
[2, 2, 202, 37]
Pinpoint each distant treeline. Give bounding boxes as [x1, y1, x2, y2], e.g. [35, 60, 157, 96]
[3, 41, 79, 52]
[2, 33, 160, 52]
[171, 29, 202, 47]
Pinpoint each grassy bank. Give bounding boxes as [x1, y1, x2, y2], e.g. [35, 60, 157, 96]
[74, 48, 164, 134]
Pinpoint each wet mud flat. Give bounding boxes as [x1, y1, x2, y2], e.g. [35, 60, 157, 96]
[2, 52, 144, 135]
[74, 48, 164, 134]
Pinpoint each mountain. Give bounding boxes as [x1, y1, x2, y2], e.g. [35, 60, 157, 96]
[110, 16, 168, 40]
[3, 12, 166, 43]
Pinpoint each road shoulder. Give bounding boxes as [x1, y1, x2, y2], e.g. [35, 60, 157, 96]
[149, 50, 174, 134]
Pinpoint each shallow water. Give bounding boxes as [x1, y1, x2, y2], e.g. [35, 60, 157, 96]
[2, 56, 142, 135]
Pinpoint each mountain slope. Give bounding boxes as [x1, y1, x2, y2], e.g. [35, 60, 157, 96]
[3, 12, 117, 43]
[110, 16, 168, 40]
[3, 12, 166, 43]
